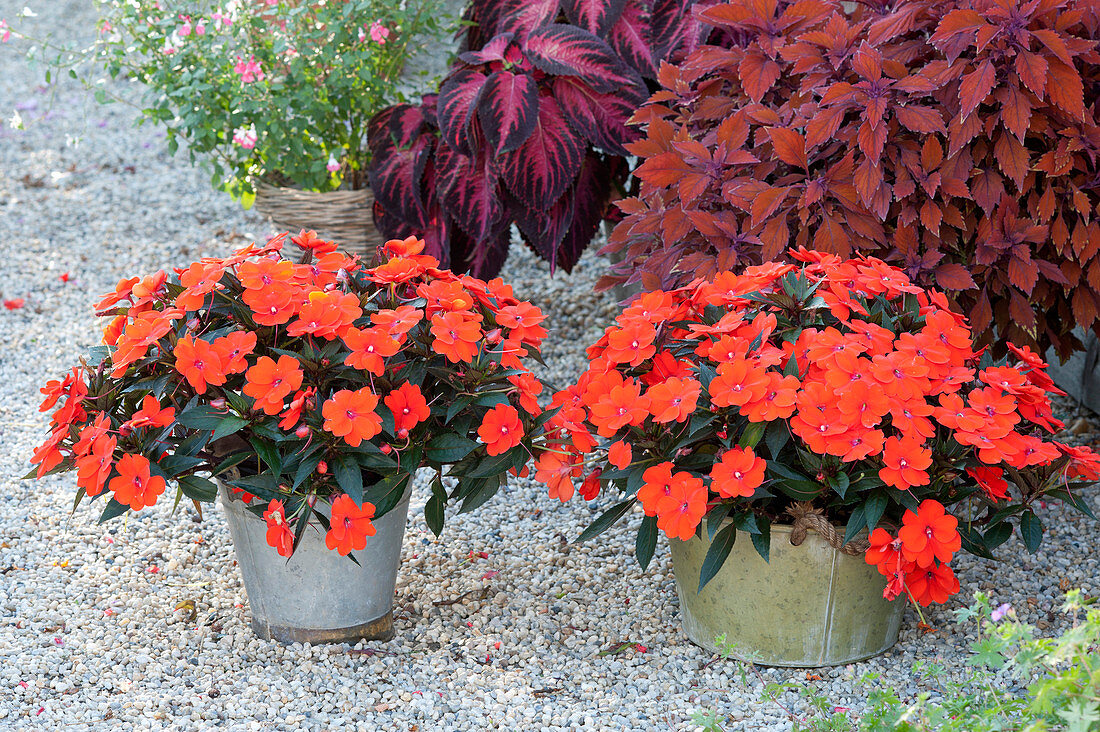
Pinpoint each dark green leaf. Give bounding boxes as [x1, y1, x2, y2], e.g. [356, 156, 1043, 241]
[334, 455, 364, 505]
[465, 445, 527, 479]
[984, 521, 1013, 550]
[425, 434, 479, 463]
[843, 503, 868, 546]
[707, 503, 735, 540]
[698, 523, 737, 592]
[445, 395, 474, 424]
[863, 491, 889, 531]
[178, 475, 218, 502]
[764, 421, 789, 460]
[828, 471, 850, 498]
[177, 404, 229, 430]
[738, 421, 766, 449]
[459, 474, 502, 514]
[1020, 511, 1043, 554]
[635, 515, 658, 570]
[98, 498, 130, 523]
[249, 438, 282, 475]
[958, 523, 995, 560]
[576, 499, 636, 543]
[750, 520, 771, 562]
[212, 415, 248, 442]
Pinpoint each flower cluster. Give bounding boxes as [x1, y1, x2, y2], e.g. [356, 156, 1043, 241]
[535, 249, 1100, 604]
[31, 232, 548, 558]
[4, 0, 452, 196]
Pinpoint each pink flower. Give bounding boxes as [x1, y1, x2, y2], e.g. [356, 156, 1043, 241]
[369, 21, 390, 44]
[358, 26, 367, 42]
[232, 125, 258, 149]
[179, 15, 192, 37]
[195, 20, 205, 35]
[211, 11, 231, 28]
[233, 55, 264, 84]
[0, 20, 10, 43]
[326, 152, 340, 172]
[992, 603, 1012, 622]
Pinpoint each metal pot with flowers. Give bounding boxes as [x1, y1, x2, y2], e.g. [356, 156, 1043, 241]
[534, 249, 1100, 667]
[29, 232, 550, 643]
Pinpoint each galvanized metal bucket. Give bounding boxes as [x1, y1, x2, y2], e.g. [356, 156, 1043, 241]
[669, 523, 905, 667]
[219, 484, 411, 644]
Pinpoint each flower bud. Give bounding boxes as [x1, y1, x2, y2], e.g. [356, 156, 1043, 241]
[210, 398, 226, 410]
[316, 460, 328, 474]
[380, 444, 392, 455]
[717, 430, 728, 439]
[186, 317, 201, 331]
[485, 328, 502, 344]
[306, 494, 317, 509]
[294, 424, 310, 439]
[118, 425, 132, 437]
[321, 358, 330, 366]
[397, 428, 408, 439]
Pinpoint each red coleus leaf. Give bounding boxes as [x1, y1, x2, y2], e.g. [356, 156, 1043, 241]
[1008, 253, 1039, 294]
[750, 186, 791, 227]
[438, 68, 489, 156]
[993, 132, 1029, 189]
[524, 23, 639, 93]
[765, 127, 807, 169]
[1015, 53, 1047, 99]
[561, 0, 627, 38]
[555, 154, 614, 273]
[458, 32, 517, 65]
[894, 106, 946, 134]
[739, 49, 781, 103]
[958, 59, 996, 121]
[478, 70, 540, 155]
[634, 150, 693, 188]
[997, 85, 1032, 140]
[1046, 59, 1085, 120]
[934, 263, 976, 291]
[500, 96, 583, 209]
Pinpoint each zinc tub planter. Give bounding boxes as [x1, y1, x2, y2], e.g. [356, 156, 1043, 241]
[669, 523, 905, 667]
[219, 484, 411, 644]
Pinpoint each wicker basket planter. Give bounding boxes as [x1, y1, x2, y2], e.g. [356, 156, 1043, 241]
[252, 183, 382, 255]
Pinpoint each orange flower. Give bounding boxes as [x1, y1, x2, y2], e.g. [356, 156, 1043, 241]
[243, 284, 301, 326]
[371, 305, 423, 340]
[322, 388, 382, 447]
[325, 494, 377, 556]
[124, 395, 175, 430]
[536, 449, 583, 502]
[604, 319, 657, 367]
[343, 327, 400, 375]
[647, 377, 701, 423]
[108, 454, 166, 510]
[237, 258, 294, 290]
[835, 379, 891, 429]
[111, 309, 180, 376]
[75, 434, 115, 497]
[878, 436, 932, 491]
[709, 358, 769, 408]
[496, 302, 548, 346]
[430, 311, 483, 363]
[641, 351, 694, 386]
[710, 446, 765, 498]
[967, 466, 1009, 501]
[656, 472, 707, 541]
[278, 388, 315, 431]
[418, 279, 475, 314]
[291, 229, 338, 255]
[507, 371, 544, 415]
[739, 372, 800, 422]
[212, 330, 257, 374]
[636, 462, 674, 516]
[174, 335, 227, 394]
[30, 427, 67, 478]
[244, 355, 304, 415]
[588, 376, 650, 438]
[865, 528, 908, 578]
[478, 404, 523, 456]
[608, 440, 632, 470]
[264, 499, 294, 557]
[933, 392, 986, 432]
[897, 500, 960, 569]
[383, 236, 426, 257]
[384, 383, 430, 436]
[823, 426, 884, 462]
[287, 291, 362, 340]
[175, 261, 227, 310]
[905, 563, 960, 606]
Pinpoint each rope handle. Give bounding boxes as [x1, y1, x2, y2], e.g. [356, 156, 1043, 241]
[786, 502, 870, 556]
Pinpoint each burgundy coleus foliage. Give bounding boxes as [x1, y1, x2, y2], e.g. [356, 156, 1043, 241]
[605, 0, 1100, 359]
[368, 0, 722, 279]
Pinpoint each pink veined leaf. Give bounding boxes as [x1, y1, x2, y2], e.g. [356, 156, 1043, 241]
[368, 129, 436, 229]
[651, 0, 702, 63]
[552, 76, 644, 156]
[607, 0, 656, 78]
[562, 0, 627, 38]
[555, 154, 615, 273]
[510, 185, 576, 262]
[438, 68, 489, 156]
[435, 144, 504, 241]
[497, 0, 561, 37]
[477, 70, 540, 155]
[524, 23, 640, 93]
[500, 96, 584, 209]
[458, 32, 517, 65]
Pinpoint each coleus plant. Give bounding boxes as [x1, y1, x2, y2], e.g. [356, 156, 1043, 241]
[29, 232, 551, 559]
[605, 0, 1100, 359]
[535, 250, 1100, 606]
[367, 0, 725, 278]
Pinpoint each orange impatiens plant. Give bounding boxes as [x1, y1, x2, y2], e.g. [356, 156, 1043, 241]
[535, 250, 1100, 606]
[29, 232, 550, 559]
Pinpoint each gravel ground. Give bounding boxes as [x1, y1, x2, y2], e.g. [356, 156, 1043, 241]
[2, 3, 1100, 731]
